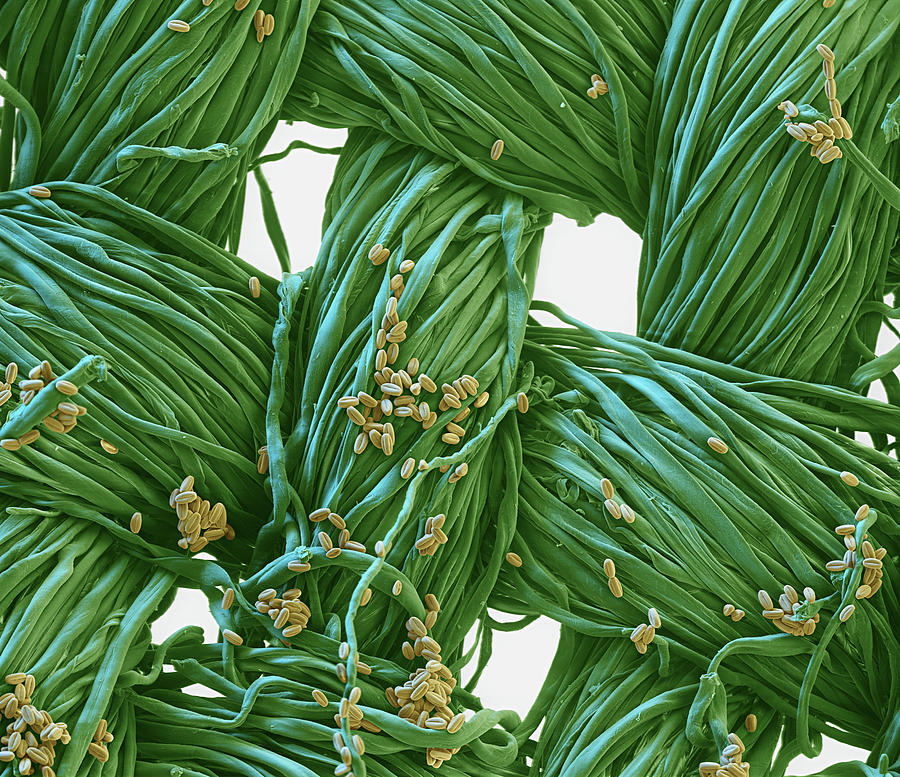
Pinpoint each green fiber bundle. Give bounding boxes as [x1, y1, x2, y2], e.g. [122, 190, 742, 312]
[522, 629, 701, 777]
[0, 0, 317, 246]
[251, 127, 547, 655]
[0, 182, 280, 777]
[487, 302, 899, 775]
[284, 0, 671, 229]
[281, 0, 900, 389]
[111, 628, 526, 777]
[638, 0, 900, 387]
[529, 626, 895, 777]
[0, 509, 177, 777]
[0, 182, 277, 563]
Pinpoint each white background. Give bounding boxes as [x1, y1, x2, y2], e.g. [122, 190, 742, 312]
[155, 121, 886, 774]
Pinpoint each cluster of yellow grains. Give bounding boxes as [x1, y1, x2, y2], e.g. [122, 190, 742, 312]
[415, 513, 448, 557]
[331, 670, 379, 735]
[438, 377, 480, 423]
[446, 462, 468, 484]
[256, 445, 269, 474]
[600, 476, 636, 524]
[1, 362, 88, 451]
[344, 250, 488, 483]
[255, 587, 310, 639]
[0, 673, 75, 776]
[628, 606, 662, 655]
[16, 361, 56, 406]
[435, 464, 468, 482]
[0, 362, 14, 407]
[309, 507, 368, 558]
[86, 719, 114, 764]
[367, 243, 391, 266]
[330, 643, 379, 770]
[782, 44, 852, 164]
[251, 9, 275, 42]
[169, 475, 234, 553]
[758, 585, 819, 636]
[586, 73, 609, 99]
[385, 603, 466, 768]
[721, 603, 745, 622]
[698, 732, 750, 777]
[331, 728, 367, 777]
[602, 557, 623, 599]
[826, 504, 886, 602]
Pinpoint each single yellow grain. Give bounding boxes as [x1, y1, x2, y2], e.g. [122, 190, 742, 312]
[707, 437, 728, 454]
[609, 577, 623, 598]
[816, 43, 835, 61]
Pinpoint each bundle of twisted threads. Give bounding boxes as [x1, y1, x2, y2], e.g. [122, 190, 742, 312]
[0, 0, 897, 774]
